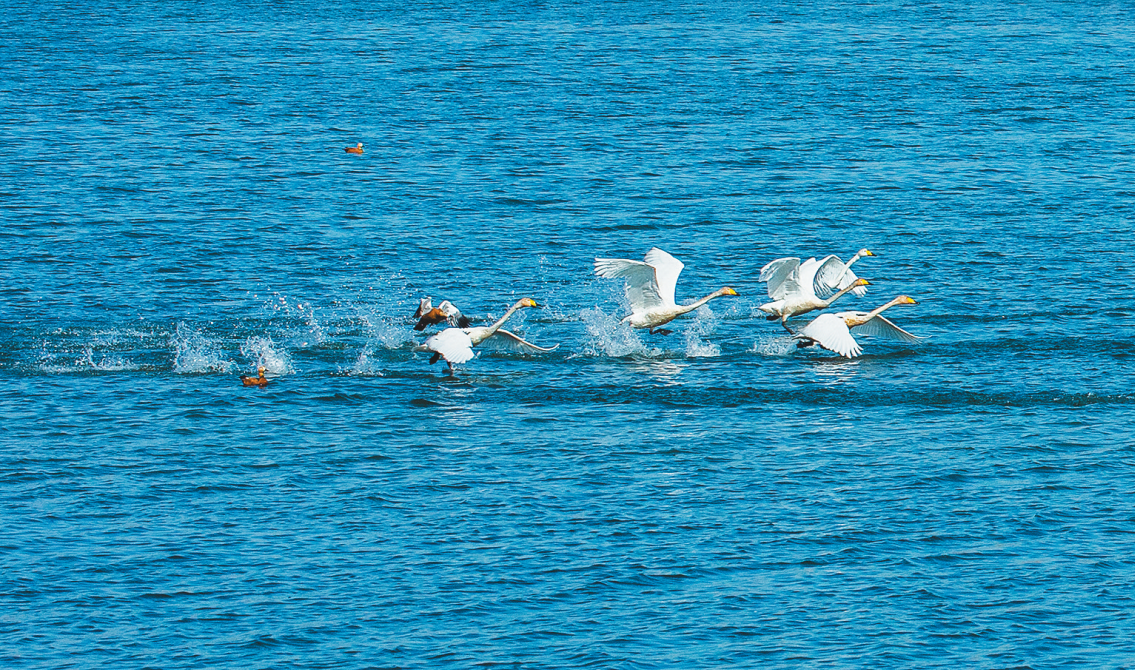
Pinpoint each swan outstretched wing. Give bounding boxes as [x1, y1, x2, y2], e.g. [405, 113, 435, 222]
[643, 247, 684, 306]
[799, 313, 862, 358]
[594, 257, 664, 311]
[852, 314, 923, 343]
[812, 255, 867, 298]
[422, 328, 475, 364]
[482, 329, 560, 354]
[760, 257, 802, 299]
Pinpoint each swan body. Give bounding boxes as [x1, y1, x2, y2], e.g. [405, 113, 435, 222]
[759, 277, 870, 331]
[414, 298, 557, 371]
[240, 366, 268, 387]
[795, 295, 922, 358]
[345, 142, 364, 154]
[594, 247, 737, 334]
[413, 297, 469, 331]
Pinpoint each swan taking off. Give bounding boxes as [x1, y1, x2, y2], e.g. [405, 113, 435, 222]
[413, 297, 470, 331]
[414, 298, 559, 373]
[795, 295, 922, 358]
[594, 247, 738, 335]
[758, 269, 870, 333]
[763, 249, 875, 302]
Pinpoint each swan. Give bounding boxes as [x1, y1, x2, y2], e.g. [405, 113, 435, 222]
[795, 295, 922, 358]
[240, 366, 268, 387]
[413, 297, 469, 331]
[759, 274, 870, 333]
[345, 142, 364, 154]
[761, 248, 874, 300]
[594, 247, 738, 335]
[414, 298, 558, 373]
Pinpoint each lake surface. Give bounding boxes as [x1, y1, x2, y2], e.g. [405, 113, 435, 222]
[3, 1, 1135, 667]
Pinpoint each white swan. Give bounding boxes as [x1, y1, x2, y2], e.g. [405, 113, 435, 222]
[795, 295, 922, 358]
[761, 248, 875, 301]
[414, 298, 558, 372]
[759, 271, 870, 332]
[594, 247, 738, 334]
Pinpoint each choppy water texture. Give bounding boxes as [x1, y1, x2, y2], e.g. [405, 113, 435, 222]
[3, 1, 1135, 667]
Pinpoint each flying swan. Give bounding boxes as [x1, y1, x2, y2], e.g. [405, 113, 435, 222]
[758, 263, 870, 332]
[594, 247, 738, 335]
[762, 248, 875, 302]
[794, 295, 922, 358]
[414, 298, 558, 373]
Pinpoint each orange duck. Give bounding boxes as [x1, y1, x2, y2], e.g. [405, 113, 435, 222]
[413, 297, 469, 331]
[345, 142, 364, 154]
[241, 366, 268, 387]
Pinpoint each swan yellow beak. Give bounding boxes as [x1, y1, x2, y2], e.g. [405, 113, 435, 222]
[855, 279, 870, 286]
[724, 287, 738, 296]
[864, 249, 875, 256]
[522, 298, 538, 307]
[903, 296, 918, 304]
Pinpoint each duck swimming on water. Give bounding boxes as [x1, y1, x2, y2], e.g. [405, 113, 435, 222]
[345, 143, 364, 154]
[241, 366, 268, 387]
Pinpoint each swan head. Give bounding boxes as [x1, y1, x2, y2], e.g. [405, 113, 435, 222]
[896, 295, 917, 305]
[520, 298, 538, 308]
[858, 248, 875, 258]
[853, 278, 870, 287]
[720, 287, 738, 296]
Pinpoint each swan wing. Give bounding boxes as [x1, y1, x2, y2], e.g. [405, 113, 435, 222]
[798, 256, 842, 299]
[851, 314, 924, 343]
[423, 328, 475, 364]
[643, 247, 684, 306]
[812, 255, 867, 298]
[799, 313, 862, 358]
[759, 257, 802, 299]
[482, 328, 561, 354]
[594, 257, 665, 311]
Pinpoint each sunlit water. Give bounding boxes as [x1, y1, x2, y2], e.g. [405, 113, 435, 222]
[3, 1, 1135, 667]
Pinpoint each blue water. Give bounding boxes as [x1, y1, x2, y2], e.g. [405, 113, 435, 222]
[4, 1, 1135, 667]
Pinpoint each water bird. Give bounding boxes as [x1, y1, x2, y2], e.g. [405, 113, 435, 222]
[762, 249, 875, 302]
[795, 295, 922, 358]
[593, 247, 738, 335]
[413, 297, 470, 331]
[759, 260, 870, 332]
[414, 298, 558, 373]
[345, 143, 364, 154]
[241, 366, 268, 387]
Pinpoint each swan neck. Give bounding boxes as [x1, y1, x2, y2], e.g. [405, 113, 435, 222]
[866, 297, 904, 320]
[486, 301, 524, 335]
[823, 282, 860, 306]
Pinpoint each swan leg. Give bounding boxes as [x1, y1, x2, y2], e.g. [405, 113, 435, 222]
[781, 320, 795, 335]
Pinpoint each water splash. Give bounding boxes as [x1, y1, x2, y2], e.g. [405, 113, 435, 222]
[579, 307, 652, 358]
[345, 347, 386, 377]
[683, 306, 721, 358]
[753, 332, 799, 357]
[240, 335, 293, 375]
[171, 322, 234, 373]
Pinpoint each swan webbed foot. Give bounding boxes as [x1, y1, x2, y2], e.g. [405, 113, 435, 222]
[429, 352, 441, 365]
[766, 314, 780, 322]
[796, 338, 815, 349]
[649, 327, 673, 335]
